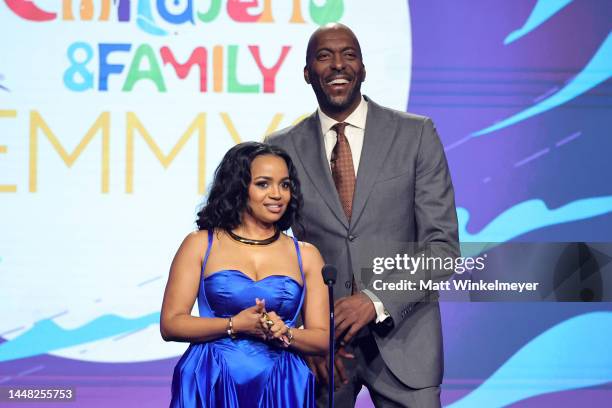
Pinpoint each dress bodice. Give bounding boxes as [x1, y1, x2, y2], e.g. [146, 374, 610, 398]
[202, 270, 303, 326]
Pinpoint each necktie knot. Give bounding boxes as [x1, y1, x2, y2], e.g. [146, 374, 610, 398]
[332, 122, 347, 136]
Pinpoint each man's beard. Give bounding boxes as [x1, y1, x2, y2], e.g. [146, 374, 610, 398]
[326, 87, 357, 110]
[313, 77, 361, 113]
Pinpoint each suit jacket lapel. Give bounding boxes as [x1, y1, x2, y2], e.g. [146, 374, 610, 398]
[291, 112, 349, 229]
[351, 98, 398, 227]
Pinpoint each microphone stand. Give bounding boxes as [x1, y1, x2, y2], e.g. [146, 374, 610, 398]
[322, 265, 337, 408]
[328, 281, 334, 408]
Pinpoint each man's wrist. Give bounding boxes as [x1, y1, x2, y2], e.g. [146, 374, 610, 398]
[361, 289, 391, 323]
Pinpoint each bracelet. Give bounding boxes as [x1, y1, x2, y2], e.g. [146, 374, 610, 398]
[226, 317, 237, 339]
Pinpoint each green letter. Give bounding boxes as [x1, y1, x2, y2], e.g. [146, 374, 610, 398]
[123, 44, 166, 92]
[227, 45, 259, 93]
[309, 0, 343, 25]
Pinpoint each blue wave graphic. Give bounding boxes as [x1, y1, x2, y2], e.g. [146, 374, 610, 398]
[0, 312, 160, 362]
[458, 196, 612, 242]
[473, 31, 612, 136]
[0, 74, 8, 92]
[446, 312, 612, 408]
[504, 0, 573, 45]
[137, 0, 168, 36]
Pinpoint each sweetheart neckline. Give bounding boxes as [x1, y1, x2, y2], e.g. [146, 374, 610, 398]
[203, 269, 303, 287]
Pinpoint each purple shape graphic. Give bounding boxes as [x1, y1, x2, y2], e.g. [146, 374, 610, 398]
[513, 148, 551, 167]
[556, 131, 582, 147]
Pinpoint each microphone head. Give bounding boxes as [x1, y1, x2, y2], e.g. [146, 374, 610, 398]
[322, 264, 337, 285]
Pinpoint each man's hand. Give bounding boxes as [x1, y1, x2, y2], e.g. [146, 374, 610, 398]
[334, 293, 376, 344]
[305, 355, 329, 385]
[333, 347, 355, 387]
[305, 347, 355, 388]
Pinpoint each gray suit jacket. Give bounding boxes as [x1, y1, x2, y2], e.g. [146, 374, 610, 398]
[267, 96, 459, 388]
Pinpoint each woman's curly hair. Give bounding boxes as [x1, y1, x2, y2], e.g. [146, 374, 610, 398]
[196, 142, 303, 232]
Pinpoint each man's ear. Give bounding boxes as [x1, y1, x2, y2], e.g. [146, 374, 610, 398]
[304, 66, 311, 84]
[361, 65, 366, 82]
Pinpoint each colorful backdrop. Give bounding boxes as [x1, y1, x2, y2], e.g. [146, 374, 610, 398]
[1, 1, 611, 407]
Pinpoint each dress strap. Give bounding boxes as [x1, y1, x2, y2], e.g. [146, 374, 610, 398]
[197, 230, 215, 318]
[290, 237, 306, 326]
[292, 237, 305, 283]
[200, 229, 214, 277]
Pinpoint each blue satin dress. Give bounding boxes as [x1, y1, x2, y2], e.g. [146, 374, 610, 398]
[170, 230, 314, 407]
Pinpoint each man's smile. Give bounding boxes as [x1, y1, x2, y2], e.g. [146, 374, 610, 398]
[325, 75, 352, 91]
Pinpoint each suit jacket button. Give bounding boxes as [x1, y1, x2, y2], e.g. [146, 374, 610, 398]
[348, 234, 357, 241]
[345, 280, 352, 289]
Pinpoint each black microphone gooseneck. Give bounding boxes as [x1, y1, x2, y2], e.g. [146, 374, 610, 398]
[321, 264, 337, 408]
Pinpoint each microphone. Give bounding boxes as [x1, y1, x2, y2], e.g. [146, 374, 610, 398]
[321, 264, 337, 408]
[322, 264, 337, 286]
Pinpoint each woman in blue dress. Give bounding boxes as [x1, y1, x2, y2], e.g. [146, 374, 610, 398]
[161, 142, 329, 407]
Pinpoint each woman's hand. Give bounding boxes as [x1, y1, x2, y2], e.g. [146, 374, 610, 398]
[260, 311, 292, 347]
[232, 298, 268, 339]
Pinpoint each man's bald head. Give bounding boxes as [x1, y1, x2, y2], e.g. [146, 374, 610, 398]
[302, 23, 366, 121]
[305, 23, 363, 65]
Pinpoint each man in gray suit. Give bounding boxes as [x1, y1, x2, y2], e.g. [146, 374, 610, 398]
[267, 23, 459, 408]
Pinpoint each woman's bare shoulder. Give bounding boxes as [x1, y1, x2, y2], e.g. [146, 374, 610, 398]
[296, 240, 324, 270]
[180, 230, 211, 253]
[297, 240, 320, 253]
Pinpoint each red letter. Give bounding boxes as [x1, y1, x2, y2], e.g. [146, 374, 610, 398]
[249, 46, 291, 93]
[227, 0, 261, 22]
[161, 47, 208, 92]
[5, 0, 56, 21]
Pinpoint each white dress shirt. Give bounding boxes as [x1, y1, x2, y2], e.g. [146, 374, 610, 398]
[318, 97, 390, 324]
[318, 96, 367, 174]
